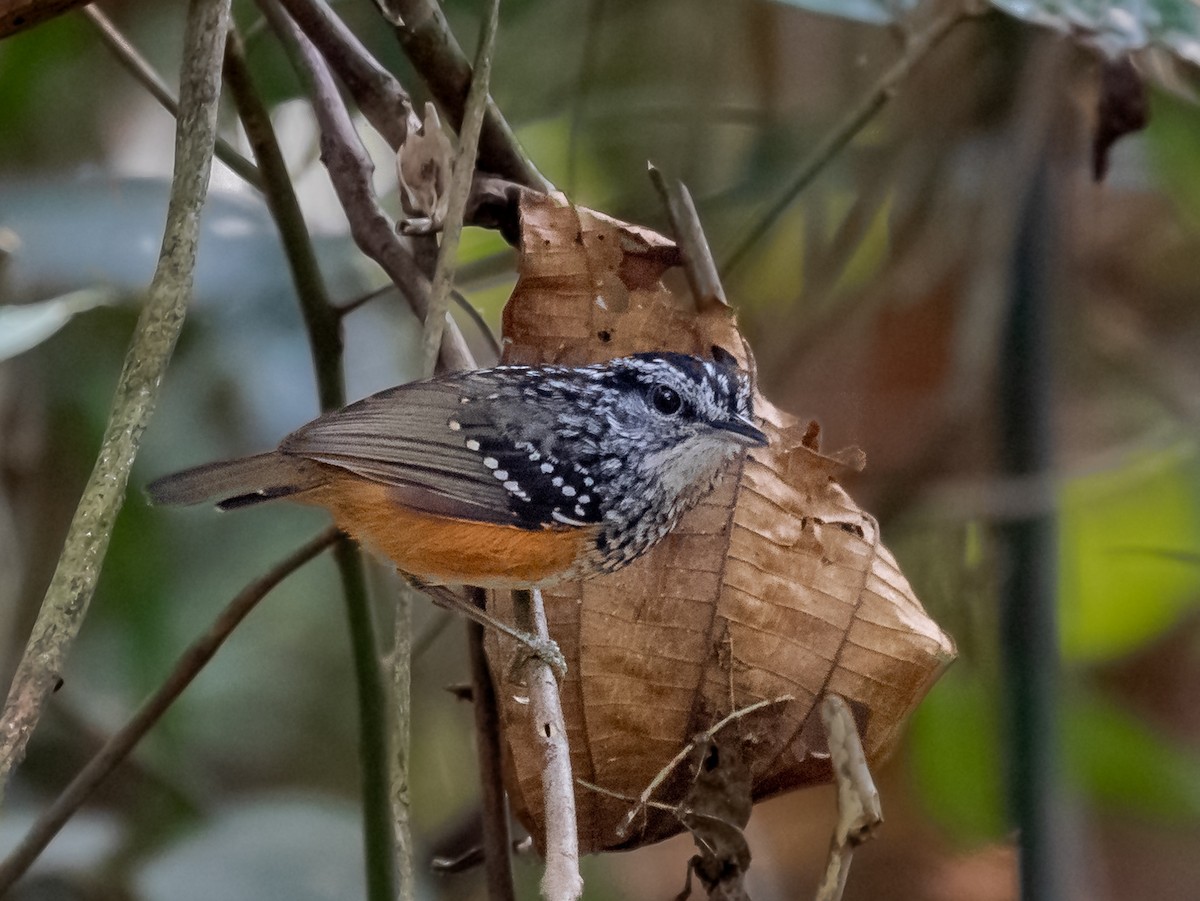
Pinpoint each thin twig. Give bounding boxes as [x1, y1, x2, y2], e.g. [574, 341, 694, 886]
[648, 164, 728, 312]
[408, 579, 563, 670]
[575, 779, 677, 814]
[392, 583, 416, 901]
[333, 538, 397, 901]
[376, 0, 550, 191]
[421, 0, 501, 377]
[616, 695, 793, 838]
[0, 0, 232, 806]
[0, 528, 339, 894]
[276, 0, 419, 149]
[720, 6, 969, 278]
[468, 606, 516, 901]
[83, 5, 262, 190]
[452, 290, 502, 360]
[511, 588, 581, 901]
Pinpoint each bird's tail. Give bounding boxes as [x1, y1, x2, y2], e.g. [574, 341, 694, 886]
[146, 452, 325, 510]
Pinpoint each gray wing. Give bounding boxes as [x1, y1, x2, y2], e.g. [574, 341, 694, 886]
[279, 378, 523, 526]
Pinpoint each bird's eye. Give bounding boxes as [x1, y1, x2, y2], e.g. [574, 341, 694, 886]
[650, 385, 683, 415]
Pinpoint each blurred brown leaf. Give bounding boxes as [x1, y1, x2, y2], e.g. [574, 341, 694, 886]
[486, 191, 956, 854]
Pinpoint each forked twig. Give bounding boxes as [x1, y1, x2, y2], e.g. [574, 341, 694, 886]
[276, 0, 419, 149]
[376, 0, 550, 190]
[814, 695, 883, 901]
[616, 695, 793, 838]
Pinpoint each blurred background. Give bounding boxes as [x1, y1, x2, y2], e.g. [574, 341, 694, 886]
[3, 0, 1200, 899]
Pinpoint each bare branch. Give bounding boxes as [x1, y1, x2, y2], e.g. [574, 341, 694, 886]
[648, 164, 727, 312]
[512, 588, 582, 901]
[376, 0, 551, 191]
[814, 695, 883, 901]
[469, 608, 516, 901]
[275, 0, 419, 150]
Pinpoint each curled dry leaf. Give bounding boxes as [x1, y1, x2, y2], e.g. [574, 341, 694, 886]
[396, 101, 453, 232]
[486, 191, 956, 853]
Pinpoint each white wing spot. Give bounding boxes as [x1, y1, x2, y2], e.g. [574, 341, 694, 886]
[540, 462, 554, 474]
[552, 476, 564, 487]
[574, 505, 586, 517]
[466, 439, 481, 451]
[503, 480, 520, 492]
[552, 509, 586, 526]
[561, 485, 576, 497]
[493, 469, 509, 481]
[448, 419, 461, 431]
[483, 457, 499, 469]
[578, 494, 590, 504]
[583, 476, 594, 487]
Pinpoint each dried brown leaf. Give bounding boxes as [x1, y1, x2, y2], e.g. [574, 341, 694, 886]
[396, 101, 452, 231]
[486, 191, 955, 854]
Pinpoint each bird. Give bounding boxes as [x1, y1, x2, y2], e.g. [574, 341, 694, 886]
[147, 350, 768, 591]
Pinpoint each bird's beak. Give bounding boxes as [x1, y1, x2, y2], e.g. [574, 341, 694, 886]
[714, 414, 769, 447]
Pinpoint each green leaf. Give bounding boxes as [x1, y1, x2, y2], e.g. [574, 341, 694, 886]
[989, 0, 1200, 64]
[763, 0, 920, 25]
[1066, 692, 1200, 821]
[1058, 442, 1200, 662]
[907, 669, 1007, 843]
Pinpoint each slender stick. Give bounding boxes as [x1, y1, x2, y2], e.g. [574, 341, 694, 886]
[468, 605, 517, 901]
[0, 0, 232, 806]
[719, 6, 968, 278]
[998, 159, 1065, 901]
[392, 584, 416, 901]
[615, 696, 792, 838]
[813, 695, 883, 901]
[83, 6, 262, 190]
[648, 164, 727, 312]
[332, 538, 397, 901]
[421, 0, 500, 377]
[0, 528, 340, 894]
[376, 0, 550, 191]
[511, 588, 581, 901]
